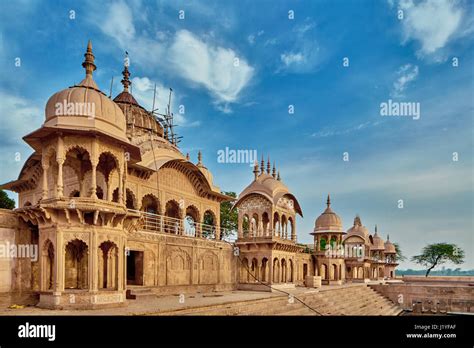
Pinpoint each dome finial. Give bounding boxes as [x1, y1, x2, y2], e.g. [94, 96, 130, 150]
[267, 156, 271, 174]
[327, 194, 331, 207]
[121, 51, 131, 93]
[354, 215, 362, 226]
[277, 171, 281, 181]
[253, 161, 259, 180]
[197, 150, 202, 165]
[272, 161, 276, 178]
[374, 224, 378, 235]
[82, 40, 96, 77]
[387, 234, 390, 241]
[186, 153, 190, 161]
[260, 155, 264, 175]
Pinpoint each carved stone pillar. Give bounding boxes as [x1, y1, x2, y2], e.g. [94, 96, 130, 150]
[41, 164, 49, 200]
[90, 161, 98, 198]
[237, 214, 243, 239]
[57, 157, 64, 198]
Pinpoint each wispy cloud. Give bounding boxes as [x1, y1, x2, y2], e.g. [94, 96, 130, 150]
[311, 120, 382, 138]
[391, 64, 419, 97]
[0, 91, 42, 148]
[277, 18, 322, 73]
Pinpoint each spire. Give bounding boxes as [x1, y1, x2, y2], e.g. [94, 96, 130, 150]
[121, 52, 131, 93]
[253, 161, 259, 180]
[272, 162, 276, 178]
[266, 156, 271, 174]
[82, 40, 96, 77]
[197, 150, 203, 166]
[277, 171, 281, 181]
[260, 155, 264, 175]
[354, 215, 362, 226]
[374, 224, 378, 236]
[77, 41, 99, 89]
[326, 194, 331, 207]
[387, 234, 390, 241]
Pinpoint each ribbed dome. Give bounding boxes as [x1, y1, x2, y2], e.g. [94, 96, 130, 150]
[234, 159, 303, 216]
[344, 215, 369, 241]
[313, 195, 343, 233]
[371, 228, 385, 250]
[43, 41, 128, 144]
[384, 235, 396, 253]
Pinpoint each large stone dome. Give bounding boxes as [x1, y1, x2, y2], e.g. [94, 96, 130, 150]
[42, 41, 128, 144]
[313, 195, 343, 233]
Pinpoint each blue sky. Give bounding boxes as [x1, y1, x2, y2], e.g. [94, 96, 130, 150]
[0, 0, 473, 269]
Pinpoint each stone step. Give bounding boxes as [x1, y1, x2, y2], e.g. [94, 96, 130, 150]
[157, 285, 403, 316]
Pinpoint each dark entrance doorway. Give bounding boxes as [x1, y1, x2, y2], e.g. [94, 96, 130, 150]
[127, 250, 144, 285]
[303, 263, 308, 285]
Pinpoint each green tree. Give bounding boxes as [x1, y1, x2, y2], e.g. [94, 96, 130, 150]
[219, 191, 237, 239]
[393, 243, 406, 261]
[0, 190, 15, 209]
[412, 243, 464, 277]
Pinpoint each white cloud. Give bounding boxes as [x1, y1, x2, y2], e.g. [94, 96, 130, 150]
[169, 30, 254, 104]
[96, 3, 254, 112]
[0, 91, 42, 147]
[397, 0, 463, 57]
[100, 0, 136, 47]
[391, 64, 419, 97]
[281, 52, 305, 66]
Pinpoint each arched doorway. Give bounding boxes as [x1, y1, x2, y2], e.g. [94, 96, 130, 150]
[281, 258, 287, 283]
[240, 258, 249, 283]
[165, 200, 181, 234]
[42, 239, 54, 291]
[185, 205, 200, 237]
[65, 239, 88, 289]
[202, 210, 216, 239]
[260, 258, 268, 282]
[288, 259, 294, 282]
[273, 258, 280, 283]
[99, 241, 118, 289]
[320, 263, 328, 280]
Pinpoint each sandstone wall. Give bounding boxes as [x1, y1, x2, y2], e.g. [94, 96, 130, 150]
[127, 230, 237, 295]
[370, 277, 474, 313]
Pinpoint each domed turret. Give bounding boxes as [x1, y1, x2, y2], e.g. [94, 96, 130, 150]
[371, 225, 385, 250]
[113, 54, 164, 138]
[384, 234, 396, 254]
[344, 215, 369, 241]
[234, 157, 303, 216]
[24, 41, 140, 160]
[43, 41, 128, 142]
[313, 195, 343, 233]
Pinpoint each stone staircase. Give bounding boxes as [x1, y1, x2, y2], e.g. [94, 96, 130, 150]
[127, 286, 156, 300]
[157, 284, 403, 316]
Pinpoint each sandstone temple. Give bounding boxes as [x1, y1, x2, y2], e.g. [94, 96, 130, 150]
[0, 42, 399, 310]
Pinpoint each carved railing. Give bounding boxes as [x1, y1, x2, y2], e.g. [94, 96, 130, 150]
[240, 229, 294, 241]
[127, 209, 237, 242]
